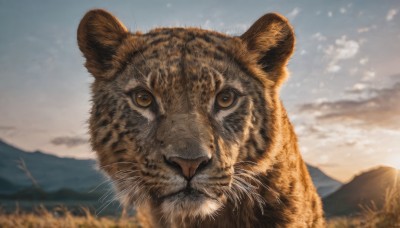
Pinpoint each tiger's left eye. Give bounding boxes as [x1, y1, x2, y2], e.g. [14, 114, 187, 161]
[134, 90, 153, 108]
[215, 90, 237, 109]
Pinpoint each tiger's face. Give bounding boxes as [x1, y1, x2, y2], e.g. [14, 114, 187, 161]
[78, 10, 294, 219]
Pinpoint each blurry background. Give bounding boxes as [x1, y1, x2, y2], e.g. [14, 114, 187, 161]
[0, 0, 399, 220]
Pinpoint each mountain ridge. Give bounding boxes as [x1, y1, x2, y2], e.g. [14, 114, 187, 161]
[0, 139, 106, 193]
[323, 166, 400, 217]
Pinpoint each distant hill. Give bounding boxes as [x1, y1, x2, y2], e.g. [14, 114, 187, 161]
[307, 165, 342, 197]
[0, 187, 102, 201]
[0, 139, 341, 198]
[0, 176, 23, 194]
[323, 166, 400, 217]
[0, 139, 107, 193]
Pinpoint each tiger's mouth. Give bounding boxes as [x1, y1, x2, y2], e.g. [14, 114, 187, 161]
[158, 187, 215, 202]
[157, 186, 224, 218]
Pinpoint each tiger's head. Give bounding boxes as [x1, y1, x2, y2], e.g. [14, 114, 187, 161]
[78, 9, 294, 220]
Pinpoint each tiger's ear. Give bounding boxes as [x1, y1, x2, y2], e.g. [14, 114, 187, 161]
[77, 9, 129, 80]
[241, 13, 295, 85]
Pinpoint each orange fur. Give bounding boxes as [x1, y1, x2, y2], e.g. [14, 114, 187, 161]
[78, 9, 325, 228]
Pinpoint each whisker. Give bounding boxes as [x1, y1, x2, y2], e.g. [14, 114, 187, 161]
[222, 166, 268, 215]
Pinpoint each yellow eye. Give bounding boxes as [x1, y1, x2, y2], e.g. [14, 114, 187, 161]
[216, 90, 236, 109]
[135, 90, 153, 108]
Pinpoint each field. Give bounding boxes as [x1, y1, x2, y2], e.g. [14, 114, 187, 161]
[1, 187, 398, 228]
[0, 206, 140, 228]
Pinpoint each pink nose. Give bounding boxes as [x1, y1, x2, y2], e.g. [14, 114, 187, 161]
[167, 156, 210, 179]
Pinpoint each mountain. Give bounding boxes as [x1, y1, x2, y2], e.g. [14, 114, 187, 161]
[0, 139, 107, 193]
[0, 139, 340, 197]
[323, 166, 400, 217]
[307, 164, 342, 197]
[0, 187, 102, 201]
[0, 176, 23, 194]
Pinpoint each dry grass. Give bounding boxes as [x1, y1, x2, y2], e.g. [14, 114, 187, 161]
[361, 186, 400, 227]
[0, 206, 140, 228]
[327, 217, 364, 228]
[328, 186, 400, 228]
[1, 186, 399, 228]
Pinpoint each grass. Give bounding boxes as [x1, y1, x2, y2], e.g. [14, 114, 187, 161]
[1, 186, 399, 228]
[0, 206, 139, 228]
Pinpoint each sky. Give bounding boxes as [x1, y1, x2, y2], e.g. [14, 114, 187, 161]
[0, 0, 399, 182]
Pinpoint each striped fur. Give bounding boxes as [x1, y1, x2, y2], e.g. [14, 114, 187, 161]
[78, 9, 325, 228]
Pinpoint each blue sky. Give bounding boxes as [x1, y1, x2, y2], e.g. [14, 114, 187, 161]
[0, 0, 399, 181]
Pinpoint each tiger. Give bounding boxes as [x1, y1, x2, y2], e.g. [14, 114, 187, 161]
[77, 9, 325, 228]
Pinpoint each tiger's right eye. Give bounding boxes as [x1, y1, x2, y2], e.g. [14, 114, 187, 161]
[215, 90, 237, 109]
[134, 90, 153, 108]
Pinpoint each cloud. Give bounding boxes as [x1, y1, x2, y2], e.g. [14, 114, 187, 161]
[386, 9, 398, 21]
[304, 125, 330, 139]
[362, 70, 376, 81]
[0, 125, 16, 137]
[51, 136, 88, 148]
[326, 64, 341, 73]
[359, 58, 369, 65]
[316, 162, 340, 168]
[346, 83, 368, 93]
[287, 8, 301, 19]
[357, 27, 370, 33]
[324, 36, 360, 73]
[338, 140, 359, 148]
[311, 32, 327, 41]
[299, 82, 400, 129]
[326, 36, 359, 59]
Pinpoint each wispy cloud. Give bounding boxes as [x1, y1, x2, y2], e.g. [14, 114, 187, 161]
[358, 27, 370, 33]
[346, 83, 369, 94]
[386, 9, 398, 21]
[299, 82, 400, 129]
[295, 124, 329, 140]
[311, 32, 327, 42]
[287, 7, 301, 19]
[324, 36, 360, 73]
[0, 125, 16, 137]
[359, 57, 369, 65]
[362, 70, 376, 81]
[316, 162, 340, 168]
[50, 136, 88, 148]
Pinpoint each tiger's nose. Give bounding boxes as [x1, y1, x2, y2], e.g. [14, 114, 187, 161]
[165, 156, 211, 180]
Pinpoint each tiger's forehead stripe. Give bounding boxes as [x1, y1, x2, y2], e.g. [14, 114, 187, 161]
[113, 28, 242, 79]
[141, 29, 268, 91]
